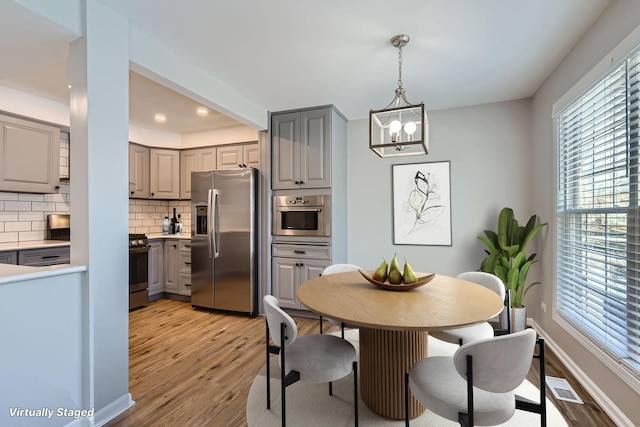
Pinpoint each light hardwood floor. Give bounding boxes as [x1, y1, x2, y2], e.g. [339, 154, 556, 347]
[106, 298, 616, 427]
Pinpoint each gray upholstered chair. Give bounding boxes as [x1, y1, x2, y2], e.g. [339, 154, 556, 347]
[264, 295, 358, 427]
[430, 271, 508, 345]
[319, 263, 361, 338]
[405, 328, 546, 426]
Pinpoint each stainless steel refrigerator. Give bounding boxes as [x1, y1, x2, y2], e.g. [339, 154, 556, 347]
[191, 168, 258, 315]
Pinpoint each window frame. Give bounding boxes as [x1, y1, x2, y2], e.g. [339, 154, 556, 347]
[552, 24, 640, 395]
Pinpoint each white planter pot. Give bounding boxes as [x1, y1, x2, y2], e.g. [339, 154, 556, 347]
[499, 306, 527, 332]
[511, 306, 527, 332]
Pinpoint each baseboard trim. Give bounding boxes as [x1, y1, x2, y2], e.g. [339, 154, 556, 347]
[528, 319, 635, 427]
[92, 393, 135, 427]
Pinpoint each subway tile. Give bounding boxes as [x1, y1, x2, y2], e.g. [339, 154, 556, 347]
[0, 232, 19, 243]
[0, 192, 19, 201]
[55, 203, 70, 212]
[18, 194, 44, 202]
[32, 221, 46, 231]
[129, 219, 142, 227]
[19, 231, 46, 241]
[30, 201, 55, 212]
[6, 222, 31, 232]
[0, 212, 19, 222]
[0, 223, 4, 232]
[44, 193, 66, 203]
[142, 219, 156, 227]
[142, 206, 157, 213]
[5, 201, 32, 211]
[19, 212, 45, 221]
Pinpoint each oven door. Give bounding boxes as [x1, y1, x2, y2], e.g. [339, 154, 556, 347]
[273, 206, 329, 237]
[129, 248, 149, 289]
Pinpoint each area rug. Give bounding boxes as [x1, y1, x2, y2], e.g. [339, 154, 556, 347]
[246, 329, 567, 426]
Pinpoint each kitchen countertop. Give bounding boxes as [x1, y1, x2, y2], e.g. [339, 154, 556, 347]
[0, 263, 86, 285]
[147, 233, 190, 240]
[0, 240, 70, 252]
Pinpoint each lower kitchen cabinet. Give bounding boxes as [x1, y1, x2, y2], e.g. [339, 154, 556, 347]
[18, 246, 70, 266]
[178, 240, 191, 296]
[148, 240, 164, 296]
[272, 256, 329, 310]
[0, 250, 18, 265]
[163, 241, 180, 293]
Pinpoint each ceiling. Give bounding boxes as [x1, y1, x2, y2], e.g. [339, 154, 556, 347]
[0, 0, 611, 134]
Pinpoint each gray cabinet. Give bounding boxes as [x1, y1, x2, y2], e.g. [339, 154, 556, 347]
[129, 143, 150, 198]
[163, 240, 180, 293]
[0, 251, 18, 265]
[216, 142, 259, 170]
[150, 148, 180, 199]
[178, 240, 191, 296]
[271, 243, 331, 310]
[148, 240, 164, 296]
[0, 114, 60, 194]
[271, 108, 331, 190]
[179, 147, 216, 199]
[18, 246, 70, 266]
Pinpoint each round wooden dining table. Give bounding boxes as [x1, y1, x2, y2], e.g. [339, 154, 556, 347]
[296, 270, 504, 420]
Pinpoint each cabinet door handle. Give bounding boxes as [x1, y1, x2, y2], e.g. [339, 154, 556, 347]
[173, 244, 177, 248]
[130, 191, 134, 195]
[184, 244, 191, 248]
[185, 283, 191, 287]
[151, 192, 154, 197]
[294, 250, 306, 254]
[41, 255, 60, 259]
[185, 262, 191, 265]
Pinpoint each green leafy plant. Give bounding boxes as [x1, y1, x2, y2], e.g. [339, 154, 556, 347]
[478, 207, 547, 308]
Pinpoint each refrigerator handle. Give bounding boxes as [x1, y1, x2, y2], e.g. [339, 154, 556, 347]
[213, 189, 220, 259]
[207, 189, 213, 258]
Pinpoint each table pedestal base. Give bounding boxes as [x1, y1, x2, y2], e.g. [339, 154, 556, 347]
[359, 327, 428, 419]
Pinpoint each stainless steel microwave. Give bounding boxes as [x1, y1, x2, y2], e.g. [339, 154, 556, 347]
[273, 195, 330, 237]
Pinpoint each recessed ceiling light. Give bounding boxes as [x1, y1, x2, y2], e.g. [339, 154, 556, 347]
[67, 84, 72, 89]
[154, 113, 167, 123]
[196, 107, 209, 116]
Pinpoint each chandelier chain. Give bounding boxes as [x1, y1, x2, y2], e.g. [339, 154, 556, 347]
[397, 45, 403, 89]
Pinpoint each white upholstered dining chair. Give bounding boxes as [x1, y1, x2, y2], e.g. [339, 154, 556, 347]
[318, 263, 361, 338]
[264, 295, 359, 427]
[430, 271, 509, 345]
[405, 328, 547, 426]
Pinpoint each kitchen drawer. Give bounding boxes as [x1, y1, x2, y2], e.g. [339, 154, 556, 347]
[179, 250, 191, 273]
[178, 272, 191, 296]
[0, 250, 18, 265]
[19, 246, 70, 266]
[179, 240, 191, 253]
[272, 243, 331, 260]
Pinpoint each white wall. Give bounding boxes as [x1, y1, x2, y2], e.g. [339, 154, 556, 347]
[530, 1, 640, 425]
[347, 99, 532, 276]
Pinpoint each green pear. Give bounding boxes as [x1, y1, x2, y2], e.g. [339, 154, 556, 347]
[388, 253, 403, 284]
[372, 258, 388, 282]
[403, 258, 418, 284]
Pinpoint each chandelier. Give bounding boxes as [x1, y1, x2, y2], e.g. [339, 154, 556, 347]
[369, 34, 429, 158]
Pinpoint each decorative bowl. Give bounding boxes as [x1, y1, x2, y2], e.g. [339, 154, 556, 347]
[358, 269, 436, 291]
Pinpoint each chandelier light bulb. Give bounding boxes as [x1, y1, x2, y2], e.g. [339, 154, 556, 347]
[389, 120, 402, 134]
[404, 121, 417, 135]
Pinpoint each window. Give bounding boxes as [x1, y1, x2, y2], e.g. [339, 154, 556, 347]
[556, 45, 640, 375]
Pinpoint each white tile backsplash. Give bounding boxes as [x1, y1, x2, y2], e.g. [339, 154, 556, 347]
[129, 199, 191, 235]
[0, 183, 70, 242]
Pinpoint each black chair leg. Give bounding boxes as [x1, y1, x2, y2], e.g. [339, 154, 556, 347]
[329, 381, 333, 395]
[404, 372, 410, 427]
[353, 361, 358, 427]
[319, 315, 324, 334]
[341, 322, 346, 339]
[266, 318, 271, 410]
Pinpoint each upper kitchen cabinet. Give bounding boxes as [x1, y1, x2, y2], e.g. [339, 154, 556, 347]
[216, 142, 259, 170]
[271, 107, 344, 190]
[129, 143, 150, 198]
[150, 148, 180, 199]
[180, 147, 216, 199]
[0, 114, 60, 193]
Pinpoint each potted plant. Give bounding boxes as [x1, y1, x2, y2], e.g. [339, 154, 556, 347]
[478, 207, 547, 332]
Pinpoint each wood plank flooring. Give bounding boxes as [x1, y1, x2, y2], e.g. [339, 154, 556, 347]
[106, 298, 615, 427]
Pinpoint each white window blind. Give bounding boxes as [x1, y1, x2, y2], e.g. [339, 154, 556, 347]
[556, 45, 640, 375]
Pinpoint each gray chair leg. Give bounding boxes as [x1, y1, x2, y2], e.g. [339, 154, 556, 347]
[353, 361, 358, 427]
[404, 372, 410, 426]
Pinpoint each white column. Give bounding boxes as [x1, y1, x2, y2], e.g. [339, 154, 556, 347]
[69, 0, 131, 420]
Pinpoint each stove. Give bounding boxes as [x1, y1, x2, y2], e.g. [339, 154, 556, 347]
[129, 233, 149, 310]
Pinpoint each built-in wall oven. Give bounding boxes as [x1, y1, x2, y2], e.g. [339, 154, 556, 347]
[129, 234, 149, 311]
[273, 195, 330, 237]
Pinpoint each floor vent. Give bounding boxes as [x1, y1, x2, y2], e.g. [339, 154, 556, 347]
[545, 376, 584, 404]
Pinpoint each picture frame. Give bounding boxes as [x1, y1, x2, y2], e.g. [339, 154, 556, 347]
[392, 161, 452, 246]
